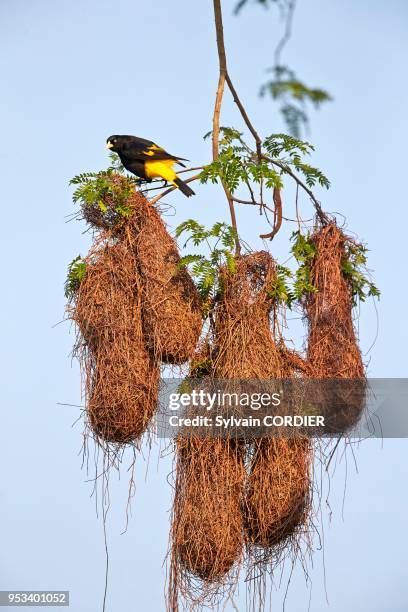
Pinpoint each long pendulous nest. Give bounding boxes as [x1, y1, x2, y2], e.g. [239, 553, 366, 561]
[215, 254, 312, 562]
[305, 223, 366, 433]
[169, 252, 313, 610]
[70, 189, 203, 443]
[169, 436, 246, 609]
[243, 437, 312, 553]
[78, 188, 203, 365]
[213, 251, 284, 378]
[74, 237, 159, 444]
[169, 342, 246, 607]
[306, 223, 364, 378]
[130, 193, 203, 365]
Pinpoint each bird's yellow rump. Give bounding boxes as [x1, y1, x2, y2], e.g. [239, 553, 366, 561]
[144, 159, 178, 185]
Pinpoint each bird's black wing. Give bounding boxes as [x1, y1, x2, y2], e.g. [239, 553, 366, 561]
[121, 137, 188, 165]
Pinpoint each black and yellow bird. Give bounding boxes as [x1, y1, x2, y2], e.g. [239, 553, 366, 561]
[106, 135, 195, 197]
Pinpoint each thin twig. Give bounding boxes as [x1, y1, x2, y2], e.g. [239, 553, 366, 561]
[141, 166, 205, 193]
[212, 0, 328, 235]
[239, 162, 258, 205]
[232, 196, 270, 209]
[295, 182, 302, 229]
[262, 154, 330, 224]
[148, 173, 202, 205]
[225, 73, 262, 158]
[176, 166, 204, 175]
[274, 0, 296, 66]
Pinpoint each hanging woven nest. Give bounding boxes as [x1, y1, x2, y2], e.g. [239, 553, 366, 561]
[130, 193, 203, 365]
[170, 436, 245, 586]
[212, 252, 313, 557]
[305, 222, 366, 433]
[73, 236, 159, 444]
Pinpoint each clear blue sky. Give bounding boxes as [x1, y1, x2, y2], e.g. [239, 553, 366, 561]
[0, 0, 407, 610]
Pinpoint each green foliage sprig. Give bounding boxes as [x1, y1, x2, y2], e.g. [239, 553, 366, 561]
[267, 231, 380, 309]
[267, 264, 296, 308]
[69, 154, 137, 225]
[200, 128, 329, 195]
[261, 66, 332, 137]
[233, 0, 332, 136]
[267, 234, 317, 308]
[70, 169, 136, 217]
[65, 256, 87, 299]
[263, 133, 330, 188]
[290, 230, 319, 300]
[342, 242, 381, 305]
[176, 219, 237, 312]
[201, 128, 283, 192]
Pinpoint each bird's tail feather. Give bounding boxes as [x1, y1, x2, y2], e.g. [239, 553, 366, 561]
[174, 178, 195, 197]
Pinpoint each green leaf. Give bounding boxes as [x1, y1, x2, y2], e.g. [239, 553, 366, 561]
[175, 219, 238, 309]
[342, 241, 380, 306]
[264, 133, 315, 157]
[70, 167, 138, 227]
[64, 256, 87, 299]
[261, 65, 332, 136]
[178, 254, 205, 267]
[267, 264, 296, 308]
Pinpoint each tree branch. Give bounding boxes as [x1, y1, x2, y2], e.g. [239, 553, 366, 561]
[274, 0, 296, 66]
[148, 173, 201, 205]
[232, 196, 272, 211]
[212, 72, 226, 162]
[212, 0, 227, 160]
[212, 0, 241, 255]
[141, 167, 204, 193]
[225, 73, 262, 158]
[212, 0, 328, 237]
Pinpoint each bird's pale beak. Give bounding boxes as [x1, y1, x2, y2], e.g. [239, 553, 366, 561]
[106, 142, 113, 149]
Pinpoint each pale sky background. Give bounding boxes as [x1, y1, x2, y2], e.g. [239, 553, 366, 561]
[0, 0, 407, 611]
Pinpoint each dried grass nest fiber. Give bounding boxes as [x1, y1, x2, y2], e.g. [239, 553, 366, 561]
[73, 235, 159, 444]
[169, 252, 313, 611]
[131, 193, 203, 365]
[213, 251, 283, 378]
[305, 223, 366, 433]
[306, 223, 364, 378]
[170, 253, 278, 591]
[243, 437, 312, 551]
[170, 437, 245, 587]
[212, 252, 312, 552]
[81, 188, 203, 365]
[210, 251, 312, 548]
[72, 188, 203, 441]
